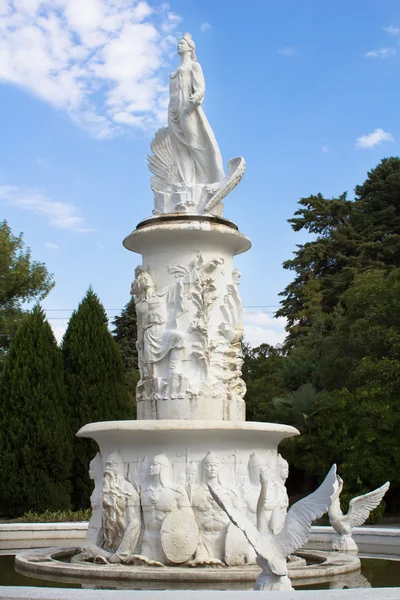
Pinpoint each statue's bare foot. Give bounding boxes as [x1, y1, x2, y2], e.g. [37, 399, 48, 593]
[94, 555, 109, 564]
[108, 553, 122, 564]
[126, 554, 165, 567]
[188, 557, 224, 567]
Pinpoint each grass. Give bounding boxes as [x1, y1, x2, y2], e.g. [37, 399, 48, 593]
[14, 509, 92, 523]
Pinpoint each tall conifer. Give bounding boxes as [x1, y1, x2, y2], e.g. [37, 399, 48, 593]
[62, 288, 133, 509]
[0, 306, 71, 516]
[112, 297, 139, 416]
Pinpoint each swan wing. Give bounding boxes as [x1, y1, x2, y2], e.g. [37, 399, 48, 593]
[346, 482, 390, 529]
[276, 464, 338, 558]
[148, 127, 178, 192]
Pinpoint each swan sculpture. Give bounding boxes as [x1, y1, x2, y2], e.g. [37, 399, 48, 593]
[209, 464, 338, 591]
[328, 475, 390, 553]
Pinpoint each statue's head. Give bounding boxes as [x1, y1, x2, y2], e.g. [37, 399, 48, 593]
[178, 32, 197, 61]
[187, 461, 198, 485]
[277, 454, 289, 482]
[132, 266, 154, 298]
[89, 452, 102, 481]
[248, 452, 266, 485]
[203, 451, 220, 481]
[150, 453, 171, 486]
[104, 449, 125, 479]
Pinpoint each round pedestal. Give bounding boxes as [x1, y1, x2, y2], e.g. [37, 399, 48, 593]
[77, 420, 299, 476]
[77, 420, 299, 568]
[78, 420, 298, 485]
[123, 216, 252, 421]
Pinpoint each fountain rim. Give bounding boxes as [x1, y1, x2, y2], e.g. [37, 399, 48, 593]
[76, 420, 300, 438]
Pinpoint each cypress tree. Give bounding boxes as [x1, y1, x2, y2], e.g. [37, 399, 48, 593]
[0, 306, 71, 516]
[112, 297, 139, 417]
[62, 287, 133, 509]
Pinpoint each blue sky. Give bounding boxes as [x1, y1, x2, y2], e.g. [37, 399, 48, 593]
[0, 0, 399, 346]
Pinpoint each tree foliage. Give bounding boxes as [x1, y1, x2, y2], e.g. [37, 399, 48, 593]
[112, 296, 139, 416]
[62, 288, 133, 509]
[243, 158, 400, 514]
[0, 221, 54, 366]
[0, 306, 71, 516]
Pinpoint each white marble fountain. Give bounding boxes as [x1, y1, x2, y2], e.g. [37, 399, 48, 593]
[15, 33, 364, 592]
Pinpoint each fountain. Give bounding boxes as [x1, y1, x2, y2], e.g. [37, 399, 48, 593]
[14, 32, 363, 591]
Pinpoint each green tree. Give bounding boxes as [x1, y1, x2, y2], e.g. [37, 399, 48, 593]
[62, 288, 133, 509]
[112, 297, 139, 416]
[242, 343, 287, 421]
[277, 157, 400, 350]
[273, 158, 400, 512]
[316, 269, 400, 506]
[0, 306, 71, 516]
[0, 221, 54, 366]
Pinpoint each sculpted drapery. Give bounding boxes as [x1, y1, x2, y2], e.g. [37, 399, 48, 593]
[168, 54, 225, 186]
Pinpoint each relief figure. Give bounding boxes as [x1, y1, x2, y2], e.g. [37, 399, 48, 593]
[190, 451, 242, 565]
[132, 267, 184, 381]
[140, 454, 194, 564]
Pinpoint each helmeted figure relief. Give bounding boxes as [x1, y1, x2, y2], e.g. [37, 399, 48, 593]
[242, 453, 289, 535]
[186, 461, 201, 504]
[132, 267, 184, 381]
[243, 453, 269, 526]
[148, 34, 246, 216]
[268, 455, 290, 535]
[190, 451, 242, 565]
[100, 450, 141, 563]
[139, 454, 194, 565]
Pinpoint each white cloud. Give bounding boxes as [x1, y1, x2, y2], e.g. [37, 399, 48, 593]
[44, 241, 59, 250]
[365, 47, 395, 58]
[0, 185, 92, 231]
[383, 25, 400, 35]
[200, 22, 211, 33]
[0, 1, 182, 137]
[243, 311, 286, 348]
[321, 146, 328, 153]
[277, 46, 296, 57]
[355, 128, 394, 149]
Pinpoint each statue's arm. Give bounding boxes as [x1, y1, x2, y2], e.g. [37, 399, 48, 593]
[190, 62, 205, 105]
[257, 470, 270, 535]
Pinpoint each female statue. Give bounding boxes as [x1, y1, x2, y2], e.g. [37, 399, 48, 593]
[148, 32, 245, 215]
[168, 33, 225, 187]
[131, 267, 184, 380]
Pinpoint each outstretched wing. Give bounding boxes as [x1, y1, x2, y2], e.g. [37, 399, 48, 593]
[276, 464, 338, 558]
[203, 156, 246, 213]
[148, 127, 178, 192]
[347, 482, 390, 529]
